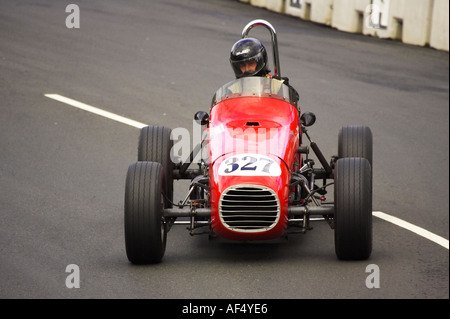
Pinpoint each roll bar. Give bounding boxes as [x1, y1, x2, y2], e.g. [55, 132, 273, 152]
[241, 19, 281, 77]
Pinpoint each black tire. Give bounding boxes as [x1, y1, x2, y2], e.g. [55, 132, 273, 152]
[334, 157, 372, 260]
[138, 126, 173, 207]
[125, 161, 167, 264]
[338, 126, 373, 168]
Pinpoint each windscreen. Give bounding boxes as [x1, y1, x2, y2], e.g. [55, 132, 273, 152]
[212, 77, 298, 107]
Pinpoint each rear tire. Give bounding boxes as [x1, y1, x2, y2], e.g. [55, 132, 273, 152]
[125, 161, 167, 264]
[334, 157, 372, 260]
[338, 126, 373, 167]
[138, 126, 173, 208]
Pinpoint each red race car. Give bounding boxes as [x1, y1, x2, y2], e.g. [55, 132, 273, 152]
[124, 20, 373, 264]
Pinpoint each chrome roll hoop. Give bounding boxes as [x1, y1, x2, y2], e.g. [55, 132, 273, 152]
[241, 19, 281, 77]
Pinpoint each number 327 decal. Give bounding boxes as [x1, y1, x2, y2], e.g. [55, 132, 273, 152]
[218, 154, 281, 176]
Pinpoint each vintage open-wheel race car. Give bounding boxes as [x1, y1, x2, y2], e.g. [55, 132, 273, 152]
[124, 20, 373, 264]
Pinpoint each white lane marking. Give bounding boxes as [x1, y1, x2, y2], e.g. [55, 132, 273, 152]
[44, 93, 450, 250]
[373, 211, 449, 249]
[44, 94, 147, 129]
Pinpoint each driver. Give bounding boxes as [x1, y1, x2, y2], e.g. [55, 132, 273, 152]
[230, 38, 270, 78]
[229, 38, 298, 100]
[211, 37, 299, 105]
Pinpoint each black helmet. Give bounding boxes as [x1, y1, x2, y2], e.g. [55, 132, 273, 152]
[230, 38, 269, 78]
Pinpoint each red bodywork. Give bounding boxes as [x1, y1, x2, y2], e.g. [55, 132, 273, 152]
[209, 96, 300, 241]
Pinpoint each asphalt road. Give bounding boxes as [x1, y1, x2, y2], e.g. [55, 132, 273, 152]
[0, 0, 448, 300]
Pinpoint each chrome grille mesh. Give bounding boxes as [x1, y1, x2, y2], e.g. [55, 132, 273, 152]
[219, 185, 280, 232]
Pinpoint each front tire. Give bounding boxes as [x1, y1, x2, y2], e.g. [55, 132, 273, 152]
[125, 161, 167, 264]
[334, 157, 372, 260]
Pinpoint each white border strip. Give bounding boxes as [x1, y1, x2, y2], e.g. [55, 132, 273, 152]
[373, 211, 449, 249]
[44, 93, 449, 250]
[44, 94, 147, 129]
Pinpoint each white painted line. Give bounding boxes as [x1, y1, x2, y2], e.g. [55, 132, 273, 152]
[373, 211, 449, 250]
[44, 94, 147, 129]
[44, 93, 450, 250]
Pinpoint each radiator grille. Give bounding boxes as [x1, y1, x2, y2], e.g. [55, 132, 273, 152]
[219, 185, 280, 232]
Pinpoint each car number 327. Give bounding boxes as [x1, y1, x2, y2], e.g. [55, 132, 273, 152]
[218, 154, 282, 176]
[123, 19, 374, 265]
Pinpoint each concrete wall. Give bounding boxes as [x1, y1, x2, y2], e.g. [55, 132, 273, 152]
[284, 0, 334, 25]
[361, 0, 434, 46]
[239, 0, 449, 51]
[430, 0, 449, 51]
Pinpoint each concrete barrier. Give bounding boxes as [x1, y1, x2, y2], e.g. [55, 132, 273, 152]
[285, 0, 333, 25]
[239, 0, 449, 52]
[266, 0, 284, 13]
[310, 0, 333, 25]
[332, 0, 370, 33]
[250, 0, 267, 7]
[285, 0, 311, 20]
[285, 0, 310, 20]
[362, 0, 434, 47]
[430, 0, 449, 51]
